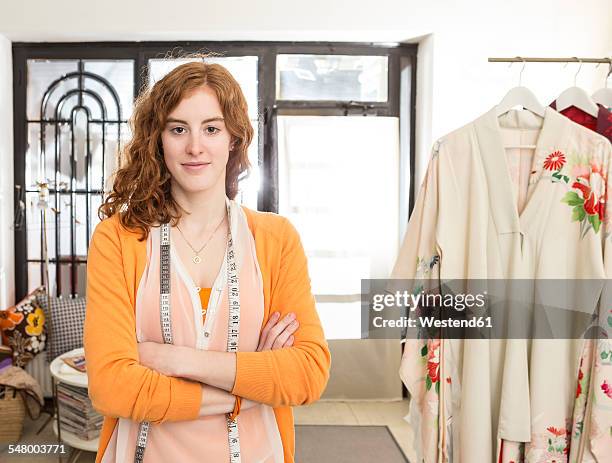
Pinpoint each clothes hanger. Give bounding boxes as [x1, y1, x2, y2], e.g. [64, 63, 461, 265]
[591, 59, 612, 108]
[496, 58, 546, 119]
[555, 59, 599, 117]
[496, 59, 545, 149]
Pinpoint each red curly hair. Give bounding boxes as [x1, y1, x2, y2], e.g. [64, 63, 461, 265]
[99, 60, 253, 240]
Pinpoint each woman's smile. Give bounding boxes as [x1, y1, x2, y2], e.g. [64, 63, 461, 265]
[182, 161, 211, 172]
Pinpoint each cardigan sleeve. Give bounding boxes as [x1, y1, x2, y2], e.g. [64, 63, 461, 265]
[231, 218, 331, 407]
[84, 218, 201, 424]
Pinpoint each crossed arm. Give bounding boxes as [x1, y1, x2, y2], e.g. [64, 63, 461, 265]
[137, 311, 299, 416]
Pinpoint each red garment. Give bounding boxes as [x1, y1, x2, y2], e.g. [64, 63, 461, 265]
[550, 100, 612, 143]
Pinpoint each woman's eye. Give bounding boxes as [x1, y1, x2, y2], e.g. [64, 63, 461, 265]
[171, 127, 186, 135]
[206, 126, 220, 134]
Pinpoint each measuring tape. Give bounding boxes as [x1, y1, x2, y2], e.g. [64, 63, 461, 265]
[225, 232, 241, 462]
[135, 203, 242, 462]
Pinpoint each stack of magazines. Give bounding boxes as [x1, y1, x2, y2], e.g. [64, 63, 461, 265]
[57, 382, 103, 440]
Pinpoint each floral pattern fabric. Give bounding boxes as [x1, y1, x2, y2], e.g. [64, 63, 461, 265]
[0, 287, 47, 367]
[550, 101, 612, 463]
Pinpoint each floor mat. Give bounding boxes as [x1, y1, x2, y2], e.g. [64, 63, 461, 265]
[295, 424, 409, 462]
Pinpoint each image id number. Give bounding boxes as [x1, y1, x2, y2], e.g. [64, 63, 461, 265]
[8, 444, 67, 454]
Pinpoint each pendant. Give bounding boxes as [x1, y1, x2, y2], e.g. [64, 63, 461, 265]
[193, 255, 202, 264]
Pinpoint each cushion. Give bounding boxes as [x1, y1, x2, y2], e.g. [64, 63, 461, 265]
[37, 293, 86, 362]
[0, 287, 47, 368]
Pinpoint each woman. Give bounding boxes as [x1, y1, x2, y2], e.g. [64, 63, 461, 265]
[84, 60, 331, 463]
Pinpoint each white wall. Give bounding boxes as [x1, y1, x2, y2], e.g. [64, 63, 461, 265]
[0, 0, 610, 305]
[0, 35, 14, 310]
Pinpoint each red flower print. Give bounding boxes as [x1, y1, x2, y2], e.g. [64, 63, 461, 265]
[427, 339, 440, 384]
[572, 180, 591, 200]
[427, 360, 440, 384]
[547, 426, 566, 437]
[584, 191, 598, 216]
[572, 180, 603, 218]
[576, 360, 584, 398]
[597, 196, 606, 222]
[543, 151, 566, 171]
[601, 380, 612, 399]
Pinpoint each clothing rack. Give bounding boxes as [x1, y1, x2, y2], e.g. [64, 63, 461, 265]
[488, 57, 611, 64]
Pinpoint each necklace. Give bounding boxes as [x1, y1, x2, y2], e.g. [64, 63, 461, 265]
[175, 215, 226, 264]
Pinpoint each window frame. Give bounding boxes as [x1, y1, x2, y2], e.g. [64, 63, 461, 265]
[12, 41, 417, 301]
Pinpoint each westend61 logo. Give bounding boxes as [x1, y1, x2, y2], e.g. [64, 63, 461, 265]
[371, 290, 487, 312]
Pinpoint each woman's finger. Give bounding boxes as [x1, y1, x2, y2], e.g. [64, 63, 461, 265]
[282, 335, 295, 348]
[263, 313, 296, 351]
[285, 319, 299, 335]
[272, 320, 299, 349]
[256, 312, 280, 351]
[272, 319, 299, 349]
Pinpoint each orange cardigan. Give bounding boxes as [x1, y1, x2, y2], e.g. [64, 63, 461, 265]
[83, 207, 331, 463]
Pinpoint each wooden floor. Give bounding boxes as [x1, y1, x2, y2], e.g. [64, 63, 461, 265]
[0, 400, 414, 462]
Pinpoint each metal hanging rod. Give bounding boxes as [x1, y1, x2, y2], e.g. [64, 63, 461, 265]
[489, 57, 611, 64]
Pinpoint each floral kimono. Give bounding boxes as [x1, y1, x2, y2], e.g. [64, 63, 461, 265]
[393, 106, 612, 462]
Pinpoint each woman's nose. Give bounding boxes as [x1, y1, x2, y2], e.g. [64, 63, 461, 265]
[186, 133, 205, 155]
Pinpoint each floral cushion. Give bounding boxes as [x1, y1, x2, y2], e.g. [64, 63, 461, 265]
[0, 287, 47, 367]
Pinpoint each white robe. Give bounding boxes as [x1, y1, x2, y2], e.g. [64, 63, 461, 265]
[393, 106, 612, 462]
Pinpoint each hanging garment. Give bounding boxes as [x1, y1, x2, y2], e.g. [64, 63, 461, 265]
[393, 106, 612, 463]
[548, 100, 612, 463]
[550, 100, 612, 143]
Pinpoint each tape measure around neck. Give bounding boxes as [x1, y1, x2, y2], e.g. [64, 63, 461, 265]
[134, 204, 242, 463]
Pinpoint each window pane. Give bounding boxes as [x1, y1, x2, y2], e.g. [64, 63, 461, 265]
[27, 263, 42, 293]
[277, 116, 400, 339]
[148, 56, 260, 208]
[317, 302, 362, 340]
[28, 59, 133, 122]
[148, 58, 197, 85]
[75, 193, 88, 256]
[83, 60, 134, 120]
[27, 60, 78, 120]
[276, 55, 388, 102]
[89, 194, 104, 236]
[25, 192, 43, 260]
[235, 129, 259, 208]
[25, 59, 133, 296]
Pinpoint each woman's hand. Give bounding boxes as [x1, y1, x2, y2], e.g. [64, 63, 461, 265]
[256, 312, 299, 351]
[137, 311, 299, 387]
[137, 342, 186, 377]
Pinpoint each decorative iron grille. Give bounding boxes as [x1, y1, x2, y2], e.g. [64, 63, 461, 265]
[18, 58, 131, 297]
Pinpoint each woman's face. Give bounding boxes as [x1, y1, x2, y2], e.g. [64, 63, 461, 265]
[161, 85, 233, 196]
